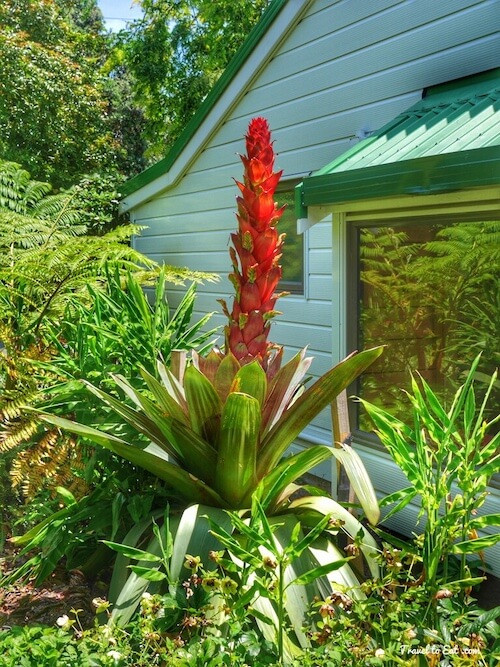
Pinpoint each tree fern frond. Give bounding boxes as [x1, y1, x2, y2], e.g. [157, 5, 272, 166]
[0, 160, 52, 213]
[0, 416, 40, 451]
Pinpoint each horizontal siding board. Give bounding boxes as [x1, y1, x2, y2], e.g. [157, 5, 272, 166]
[279, 0, 405, 54]
[258, 0, 488, 87]
[250, 2, 498, 100]
[308, 248, 332, 274]
[309, 274, 334, 299]
[239, 37, 499, 129]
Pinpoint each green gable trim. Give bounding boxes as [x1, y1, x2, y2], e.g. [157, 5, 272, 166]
[120, 0, 288, 199]
[298, 68, 500, 211]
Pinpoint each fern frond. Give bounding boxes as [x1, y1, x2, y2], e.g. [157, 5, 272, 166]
[0, 416, 40, 452]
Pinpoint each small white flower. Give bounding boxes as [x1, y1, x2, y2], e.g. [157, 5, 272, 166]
[107, 650, 122, 661]
[56, 614, 70, 627]
[141, 591, 152, 600]
[375, 648, 385, 658]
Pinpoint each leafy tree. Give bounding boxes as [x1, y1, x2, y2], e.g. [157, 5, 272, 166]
[118, 0, 270, 160]
[0, 0, 146, 187]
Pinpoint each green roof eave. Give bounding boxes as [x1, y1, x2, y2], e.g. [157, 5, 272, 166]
[301, 145, 500, 207]
[120, 0, 288, 199]
[298, 68, 500, 212]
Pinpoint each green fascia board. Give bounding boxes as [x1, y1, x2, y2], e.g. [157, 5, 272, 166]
[300, 145, 500, 206]
[120, 0, 288, 199]
[298, 68, 500, 209]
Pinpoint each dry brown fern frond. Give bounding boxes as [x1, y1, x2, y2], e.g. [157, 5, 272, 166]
[0, 415, 40, 452]
[0, 389, 41, 423]
[11, 431, 90, 500]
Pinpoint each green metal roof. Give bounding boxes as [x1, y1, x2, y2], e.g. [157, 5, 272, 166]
[297, 68, 500, 214]
[120, 0, 288, 199]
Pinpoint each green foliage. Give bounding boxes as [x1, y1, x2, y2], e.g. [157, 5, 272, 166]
[0, 159, 218, 583]
[359, 357, 500, 629]
[40, 347, 382, 510]
[0, 0, 146, 186]
[118, 0, 271, 159]
[359, 220, 500, 422]
[2, 270, 218, 582]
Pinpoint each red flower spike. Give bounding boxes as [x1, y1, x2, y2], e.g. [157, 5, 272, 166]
[222, 118, 286, 369]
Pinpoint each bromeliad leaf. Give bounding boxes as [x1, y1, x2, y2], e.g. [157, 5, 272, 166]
[258, 346, 384, 475]
[128, 566, 167, 581]
[183, 364, 222, 440]
[330, 445, 380, 525]
[38, 413, 226, 507]
[215, 392, 261, 507]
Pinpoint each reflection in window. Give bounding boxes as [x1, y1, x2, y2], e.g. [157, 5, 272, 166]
[276, 188, 304, 294]
[356, 219, 499, 429]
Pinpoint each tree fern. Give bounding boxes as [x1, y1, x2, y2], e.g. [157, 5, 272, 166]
[0, 159, 217, 516]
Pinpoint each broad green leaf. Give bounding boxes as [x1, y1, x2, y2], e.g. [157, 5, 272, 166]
[451, 534, 500, 554]
[213, 352, 241, 402]
[460, 605, 500, 635]
[55, 486, 76, 506]
[108, 510, 165, 605]
[157, 360, 187, 409]
[258, 347, 383, 476]
[231, 361, 267, 407]
[330, 445, 380, 525]
[291, 557, 352, 587]
[257, 445, 333, 512]
[39, 413, 225, 507]
[285, 512, 335, 560]
[470, 513, 500, 529]
[289, 495, 380, 579]
[128, 566, 167, 581]
[183, 364, 222, 440]
[139, 366, 189, 425]
[379, 486, 418, 521]
[84, 379, 183, 461]
[215, 392, 261, 507]
[11, 504, 74, 546]
[92, 376, 218, 485]
[101, 541, 162, 562]
[110, 528, 167, 627]
[169, 504, 234, 582]
[308, 537, 367, 600]
[359, 400, 420, 485]
[261, 347, 312, 435]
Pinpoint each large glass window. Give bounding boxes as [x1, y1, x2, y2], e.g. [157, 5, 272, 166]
[276, 187, 304, 294]
[353, 218, 499, 430]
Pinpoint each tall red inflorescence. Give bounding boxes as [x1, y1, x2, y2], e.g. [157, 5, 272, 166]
[220, 117, 286, 368]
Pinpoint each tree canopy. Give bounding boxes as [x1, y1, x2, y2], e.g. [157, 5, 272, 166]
[0, 0, 148, 188]
[0, 0, 270, 187]
[117, 0, 270, 161]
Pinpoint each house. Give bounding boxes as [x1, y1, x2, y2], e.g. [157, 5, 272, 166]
[120, 0, 500, 574]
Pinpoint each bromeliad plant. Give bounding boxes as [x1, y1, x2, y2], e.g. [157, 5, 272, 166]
[40, 119, 383, 650]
